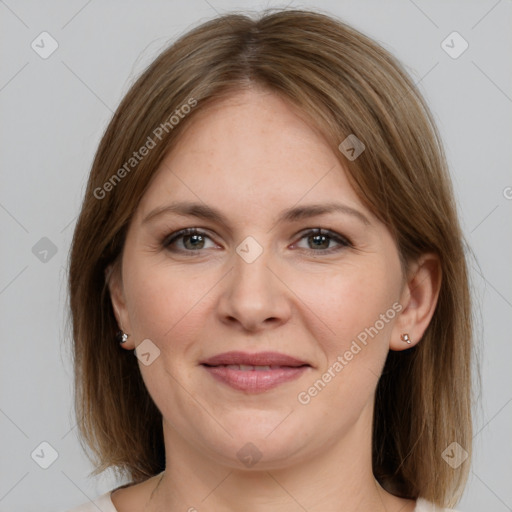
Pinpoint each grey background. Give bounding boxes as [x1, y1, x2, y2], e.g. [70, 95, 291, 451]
[1, 1, 511, 511]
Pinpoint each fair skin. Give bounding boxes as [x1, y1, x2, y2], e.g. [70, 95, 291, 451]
[108, 88, 441, 512]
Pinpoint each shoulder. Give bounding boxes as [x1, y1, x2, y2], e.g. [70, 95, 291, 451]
[65, 473, 161, 512]
[64, 491, 117, 512]
[415, 497, 460, 511]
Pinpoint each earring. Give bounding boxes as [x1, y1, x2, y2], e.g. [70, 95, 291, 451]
[401, 333, 411, 344]
[116, 330, 129, 344]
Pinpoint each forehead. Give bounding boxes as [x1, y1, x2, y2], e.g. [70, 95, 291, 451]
[136, 88, 366, 220]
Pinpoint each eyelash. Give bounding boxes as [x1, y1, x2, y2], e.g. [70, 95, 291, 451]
[161, 227, 353, 256]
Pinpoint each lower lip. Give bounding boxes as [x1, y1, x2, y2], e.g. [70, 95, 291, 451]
[201, 365, 309, 392]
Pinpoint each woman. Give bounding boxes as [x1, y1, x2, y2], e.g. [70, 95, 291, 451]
[66, 8, 473, 512]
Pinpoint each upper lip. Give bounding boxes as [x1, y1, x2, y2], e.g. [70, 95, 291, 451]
[200, 351, 310, 367]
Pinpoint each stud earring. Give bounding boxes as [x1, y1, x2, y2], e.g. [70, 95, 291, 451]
[116, 330, 129, 344]
[401, 333, 411, 344]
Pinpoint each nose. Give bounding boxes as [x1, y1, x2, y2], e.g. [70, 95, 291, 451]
[216, 243, 292, 333]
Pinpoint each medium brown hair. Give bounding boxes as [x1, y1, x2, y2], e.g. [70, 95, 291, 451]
[68, 8, 473, 507]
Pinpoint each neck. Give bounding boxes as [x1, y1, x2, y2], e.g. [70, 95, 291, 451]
[145, 402, 414, 512]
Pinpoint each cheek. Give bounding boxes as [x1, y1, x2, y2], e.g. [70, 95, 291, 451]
[123, 255, 216, 347]
[292, 259, 400, 350]
[125, 273, 175, 339]
[122, 258, 207, 399]
[295, 268, 400, 415]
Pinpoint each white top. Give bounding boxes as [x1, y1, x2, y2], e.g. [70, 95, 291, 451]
[65, 491, 459, 511]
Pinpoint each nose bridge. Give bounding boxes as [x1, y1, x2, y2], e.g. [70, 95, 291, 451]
[217, 234, 289, 330]
[232, 234, 274, 298]
[235, 234, 266, 267]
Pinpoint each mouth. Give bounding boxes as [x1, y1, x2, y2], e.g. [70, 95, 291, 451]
[202, 364, 307, 371]
[200, 351, 311, 392]
[200, 350, 310, 368]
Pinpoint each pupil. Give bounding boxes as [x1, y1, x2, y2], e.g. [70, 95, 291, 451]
[311, 234, 328, 249]
[185, 234, 203, 249]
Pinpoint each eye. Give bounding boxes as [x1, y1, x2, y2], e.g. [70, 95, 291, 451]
[292, 228, 352, 254]
[161, 227, 353, 256]
[162, 228, 218, 254]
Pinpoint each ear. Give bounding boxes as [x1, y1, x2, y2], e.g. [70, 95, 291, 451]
[105, 262, 135, 350]
[390, 253, 442, 351]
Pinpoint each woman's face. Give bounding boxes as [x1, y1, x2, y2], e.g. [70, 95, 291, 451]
[110, 88, 408, 469]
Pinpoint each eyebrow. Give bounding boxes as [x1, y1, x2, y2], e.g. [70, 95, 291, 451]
[142, 200, 370, 227]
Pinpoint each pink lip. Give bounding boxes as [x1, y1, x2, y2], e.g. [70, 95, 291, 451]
[200, 351, 311, 393]
[202, 365, 309, 392]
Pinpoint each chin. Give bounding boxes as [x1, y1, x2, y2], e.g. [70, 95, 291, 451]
[211, 439, 307, 472]
[198, 422, 308, 468]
